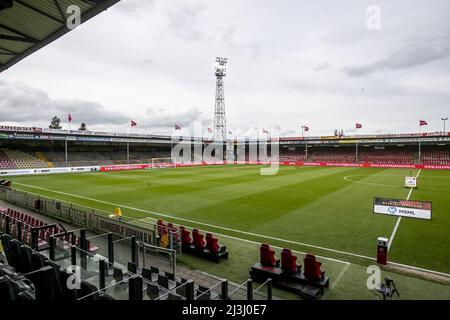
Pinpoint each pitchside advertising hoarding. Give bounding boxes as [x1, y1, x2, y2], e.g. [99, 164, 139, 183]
[373, 197, 432, 220]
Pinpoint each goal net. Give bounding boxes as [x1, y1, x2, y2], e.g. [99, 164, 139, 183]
[151, 157, 176, 168]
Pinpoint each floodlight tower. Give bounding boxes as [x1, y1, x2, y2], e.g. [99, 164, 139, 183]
[213, 57, 227, 141]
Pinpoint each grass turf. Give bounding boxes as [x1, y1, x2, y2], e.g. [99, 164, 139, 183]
[5, 165, 450, 299]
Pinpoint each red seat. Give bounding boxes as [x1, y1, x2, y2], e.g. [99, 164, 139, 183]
[179, 226, 192, 245]
[303, 254, 323, 280]
[281, 249, 299, 273]
[192, 229, 206, 250]
[260, 244, 276, 267]
[157, 219, 166, 235]
[167, 222, 179, 240]
[205, 233, 220, 254]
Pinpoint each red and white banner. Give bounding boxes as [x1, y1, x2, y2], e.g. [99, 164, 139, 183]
[230, 161, 450, 170]
[50, 161, 450, 173]
[100, 164, 149, 172]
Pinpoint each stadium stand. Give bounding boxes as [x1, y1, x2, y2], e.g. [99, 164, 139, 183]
[1, 205, 269, 300]
[44, 148, 170, 167]
[421, 150, 450, 165]
[279, 149, 307, 162]
[358, 148, 414, 164]
[1, 128, 449, 169]
[0, 149, 16, 169]
[0, 148, 48, 169]
[277, 145, 448, 165]
[310, 148, 356, 163]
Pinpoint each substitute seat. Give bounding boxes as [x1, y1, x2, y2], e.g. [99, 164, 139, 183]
[281, 249, 300, 274]
[303, 254, 325, 281]
[260, 244, 278, 267]
[192, 229, 206, 250]
[205, 233, 226, 254]
[179, 226, 192, 246]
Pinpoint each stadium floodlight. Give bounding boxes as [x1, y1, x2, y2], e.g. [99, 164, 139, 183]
[215, 57, 227, 77]
[214, 57, 228, 141]
[442, 117, 448, 134]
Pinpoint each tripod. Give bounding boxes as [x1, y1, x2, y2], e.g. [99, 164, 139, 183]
[376, 276, 400, 300]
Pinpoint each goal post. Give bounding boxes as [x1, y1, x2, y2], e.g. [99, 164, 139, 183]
[151, 157, 176, 168]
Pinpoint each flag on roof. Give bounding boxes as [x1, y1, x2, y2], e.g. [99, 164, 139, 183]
[131, 120, 137, 127]
[419, 120, 428, 126]
[68, 113, 72, 122]
[303, 126, 309, 132]
[175, 124, 181, 130]
[262, 128, 268, 134]
[356, 123, 362, 129]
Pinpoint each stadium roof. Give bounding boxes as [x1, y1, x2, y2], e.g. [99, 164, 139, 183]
[0, 0, 120, 74]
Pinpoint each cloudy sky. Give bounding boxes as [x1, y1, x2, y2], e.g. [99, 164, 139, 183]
[1, 0, 450, 137]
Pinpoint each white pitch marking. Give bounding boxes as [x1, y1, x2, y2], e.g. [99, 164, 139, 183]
[388, 169, 422, 250]
[12, 179, 450, 278]
[13, 182, 376, 262]
[343, 175, 402, 188]
[331, 263, 351, 289]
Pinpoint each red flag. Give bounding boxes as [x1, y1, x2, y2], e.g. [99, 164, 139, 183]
[356, 123, 362, 129]
[207, 127, 213, 133]
[175, 124, 181, 130]
[419, 120, 428, 126]
[262, 129, 268, 134]
[304, 126, 309, 132]
[68, 113, 72, 122]
[131, 120, 137, 127]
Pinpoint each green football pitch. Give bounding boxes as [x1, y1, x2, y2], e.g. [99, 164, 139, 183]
[6, 165, 450, 299]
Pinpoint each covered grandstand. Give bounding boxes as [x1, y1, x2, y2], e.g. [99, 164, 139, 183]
[1, 126, 449, 171]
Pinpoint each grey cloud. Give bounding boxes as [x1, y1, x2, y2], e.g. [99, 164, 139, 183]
[344, 29, 450, 77]
[140, 107, 209, 129]
[221, 26, 261, 58]
[166, 2, 208, 42]
[114, 0, 157, 15]
[2, 1, 450, 136]
[314, 61, 331, 72]
[0, 80, 207, 131]
[0, 80, 127, 126]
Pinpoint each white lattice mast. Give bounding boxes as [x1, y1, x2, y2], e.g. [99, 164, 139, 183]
[214, 57, 227, 141]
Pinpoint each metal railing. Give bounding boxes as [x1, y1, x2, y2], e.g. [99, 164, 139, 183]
[1, 187, 182, 254]
[195, 280, 224, 300]
[137, 241, 177, 277]
[228, 278, 273, 300]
